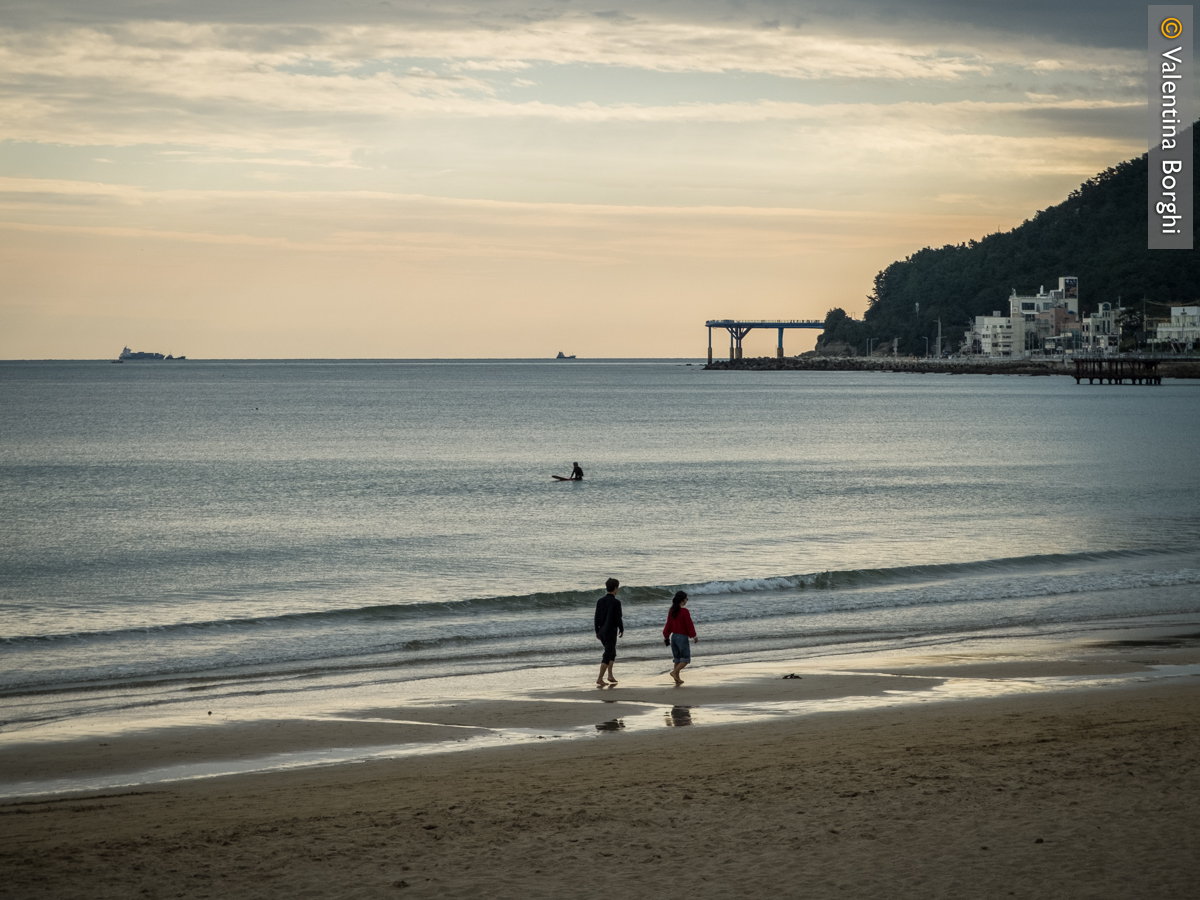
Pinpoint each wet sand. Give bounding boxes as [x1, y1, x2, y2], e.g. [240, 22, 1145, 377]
[1, 680, 1198, 899]
[7, 626, 1196, 792]
[2, 628, 1200, 898]
[0, 672, 938, 787]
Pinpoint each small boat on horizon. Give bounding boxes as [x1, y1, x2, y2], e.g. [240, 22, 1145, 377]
[555, 351, 576, 359]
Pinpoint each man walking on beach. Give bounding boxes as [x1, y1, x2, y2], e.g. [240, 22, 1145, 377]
[595, 577, 623, 687]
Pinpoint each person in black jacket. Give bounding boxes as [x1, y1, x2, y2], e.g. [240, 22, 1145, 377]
[594, 577, 624, 686]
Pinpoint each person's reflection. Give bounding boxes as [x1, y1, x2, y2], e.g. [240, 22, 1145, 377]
[665, 706, 693, 726]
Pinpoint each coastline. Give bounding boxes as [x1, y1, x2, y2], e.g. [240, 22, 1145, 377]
[704, 355, 1200, 377]
[3, 620, 1199, 800]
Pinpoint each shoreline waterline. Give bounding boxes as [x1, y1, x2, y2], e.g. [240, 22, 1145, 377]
[3, 615, 1198, 801]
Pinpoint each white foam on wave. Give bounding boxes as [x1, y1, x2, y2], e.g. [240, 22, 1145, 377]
[685, 576, 807, 595]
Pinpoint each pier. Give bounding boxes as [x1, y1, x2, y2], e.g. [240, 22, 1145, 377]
[1073, 357, 1162, 385]
[706, 319, 824, 363]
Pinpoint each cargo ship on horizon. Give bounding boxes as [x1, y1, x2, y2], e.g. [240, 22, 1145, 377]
[115, 346, 186, 362]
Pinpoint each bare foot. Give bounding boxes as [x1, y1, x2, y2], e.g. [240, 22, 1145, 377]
[674, 678, 684, 685]
[596, 680, 606, 687]
[607, 677, 618, 684]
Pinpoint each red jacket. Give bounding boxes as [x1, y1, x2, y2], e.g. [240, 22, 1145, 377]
[663, 607, 696, 639]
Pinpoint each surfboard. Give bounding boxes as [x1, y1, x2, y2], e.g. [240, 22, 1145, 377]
[551, 475, 579, 481]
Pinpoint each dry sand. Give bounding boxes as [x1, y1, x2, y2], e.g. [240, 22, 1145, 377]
[2, 669, 1199, 899]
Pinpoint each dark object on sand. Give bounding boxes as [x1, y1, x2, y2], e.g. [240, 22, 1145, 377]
[782, 673, 801, 679]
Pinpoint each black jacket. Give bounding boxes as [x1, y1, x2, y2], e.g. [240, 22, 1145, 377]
[594, 593, 623, 637]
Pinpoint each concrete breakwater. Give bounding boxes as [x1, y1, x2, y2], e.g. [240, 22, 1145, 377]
[704, 356, 1200, 378]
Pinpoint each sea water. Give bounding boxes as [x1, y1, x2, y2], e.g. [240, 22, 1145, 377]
[1, 360, 1199, 728]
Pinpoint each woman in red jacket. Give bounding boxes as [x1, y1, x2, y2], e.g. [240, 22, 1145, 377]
[663, 591, 698, 685]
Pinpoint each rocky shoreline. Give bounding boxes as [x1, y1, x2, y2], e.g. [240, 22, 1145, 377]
[705, 356, 1200, 378]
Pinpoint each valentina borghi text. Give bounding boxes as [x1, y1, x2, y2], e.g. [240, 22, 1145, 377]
[1157, 46, 1185, 235]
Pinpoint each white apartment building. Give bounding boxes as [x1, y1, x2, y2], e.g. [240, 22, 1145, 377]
[963, 276, 1102, 357]
[969, 311, 1020, 357]
[964, 276, 1076, 357]
[1009, 277, 1079, 319]
[999, 276, 1079, 355]
[1081, 302, 1119, 353]
[1153, 306, 1200, 348]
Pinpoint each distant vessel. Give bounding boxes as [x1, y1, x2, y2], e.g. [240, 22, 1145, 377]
[555, 351, 576, 359]
[118, 346, 186, 361]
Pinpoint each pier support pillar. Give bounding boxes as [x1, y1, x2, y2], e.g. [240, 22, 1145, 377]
[777, 327, 784, 358]
[720, 324, 759, 363]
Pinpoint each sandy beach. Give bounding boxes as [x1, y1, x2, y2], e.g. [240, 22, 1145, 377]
[3, 629, 1200, 899]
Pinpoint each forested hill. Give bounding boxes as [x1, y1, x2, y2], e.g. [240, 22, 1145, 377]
[817, 124, 1198, 355]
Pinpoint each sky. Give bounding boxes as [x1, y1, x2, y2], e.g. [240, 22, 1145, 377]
[0, 1, 1155, 359]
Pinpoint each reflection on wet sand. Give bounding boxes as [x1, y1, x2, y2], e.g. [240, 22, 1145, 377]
[10, 661, 1200, 801]
[666, 706, 692, 726]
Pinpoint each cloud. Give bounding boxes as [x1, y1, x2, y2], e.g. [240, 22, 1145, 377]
[0, 19, 992, 86]
[0, 16, 1140, 158]
[0, 1, 1149, 50]
[0, 3, 1154, 359]
[0, 4, 1143, 171]
[449, 59, 533, 72]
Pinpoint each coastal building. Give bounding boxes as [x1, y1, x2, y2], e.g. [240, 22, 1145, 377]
[1081, 302, 1120, 353]
[1004, 276, 1080, 356]
[963, 277, 1097, 357]
[1153, 306, 1200, 350]
[1008, 277, 1079, 319]
[969, 311, 1019, 357]
[1032, 307, 1080, 351]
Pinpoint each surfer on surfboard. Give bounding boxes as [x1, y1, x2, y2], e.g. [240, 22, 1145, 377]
[552, 462, 584, 481]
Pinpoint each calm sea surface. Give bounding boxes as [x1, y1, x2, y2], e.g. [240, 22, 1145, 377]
[2, 360, 1199, 718]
